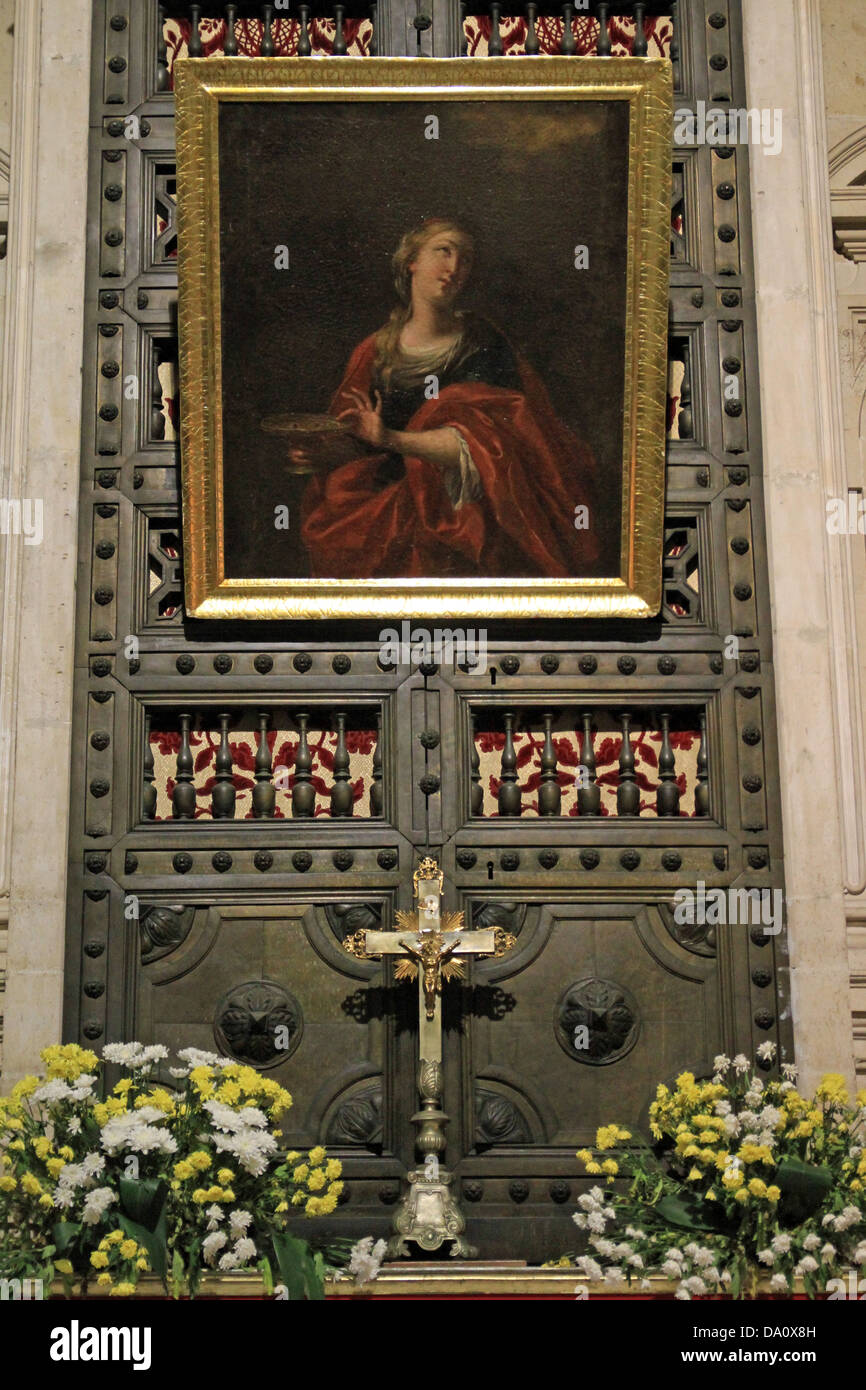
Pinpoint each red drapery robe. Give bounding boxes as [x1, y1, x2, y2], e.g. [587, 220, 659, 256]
[301, 333, 601, 579]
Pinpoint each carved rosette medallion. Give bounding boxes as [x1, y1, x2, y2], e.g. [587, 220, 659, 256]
[213, 979, 303, 1069]
[554, 977, 640, 1065]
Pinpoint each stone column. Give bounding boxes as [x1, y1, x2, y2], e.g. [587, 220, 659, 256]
[0, 0, 92, 1082]
[743, 0, 857, 1090]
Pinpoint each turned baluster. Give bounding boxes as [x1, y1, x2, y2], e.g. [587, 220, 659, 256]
[595, 1, 611, 56]
[157, 4, 169, 90]
[525, 2, 539, 54]
[577, 712, 601, 817]
[333, 3, 347, 54]
[632, 0, 648, 56]
[212, 713, 236, 819]
[498, 711, 522, 817]
[561, 3, 576, 54]
[298, 4, 312, 54]
[656, 712, 680, 817]
[260, 3, 275, 54]
[616, 712, 640, 817]
[470, 714, 483, 816]
[538, 711, 561, 817]
[489, 2, 503, 55]
[370, 709, 383, 817]
[330, 712, 353, 817]
[151, 356, 165, 441]
[224, 4, 238, 55]
[189, 3, 203, 56]
[695, 709, 710, 817]
[292, 712, 315, 818]
[142, 712, 157, 820]
[252, 711, 275, 819]
[172, 713, 196, 820]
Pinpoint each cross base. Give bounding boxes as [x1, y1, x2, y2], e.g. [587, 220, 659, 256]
[386, 1166, 477, 1259]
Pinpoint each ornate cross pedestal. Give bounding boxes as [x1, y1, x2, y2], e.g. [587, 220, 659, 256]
[345, 858, 512, 1257]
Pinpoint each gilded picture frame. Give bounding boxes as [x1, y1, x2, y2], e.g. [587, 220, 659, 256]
[175, 56, 672, 620]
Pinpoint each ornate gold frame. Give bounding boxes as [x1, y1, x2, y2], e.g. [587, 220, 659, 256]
[175, 57, 672, 620]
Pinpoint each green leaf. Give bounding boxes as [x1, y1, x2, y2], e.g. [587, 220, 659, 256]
[118, 1177, 168, 1231]
[271, 1232, 325, 1302]
[117, 1210, 168, 1281]
[776, 1158, 832, 1226]
[171, 1247, 185, 1300]
[654, 1192, 736, 1234]
[52, 1222, 81, 1256]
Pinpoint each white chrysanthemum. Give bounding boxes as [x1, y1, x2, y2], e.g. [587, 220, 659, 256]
[229, 1209, 253, 1237]
[757, 1248, 774, 1265]
[820, 1243, 836, 1261]
[205, 1205, 225, 1231]
[348, 1237, 387, 1284]
[81, 1187, 116, 1224]
[102, 1043, 145, 1065]
[202, 1231, 228, 1264]
[769, 1273, 788, 1292]
[852, 1242, 866, 1265]
[758, 1106, 782, 1128]
[214, 1130, 276, 1176]
[233, 1237, 257, 1264]
[665, 1248, 684, 1261]
[798, 1255, 819, 1274]
[839, 1206, 861, 1230]
[802, 1234, 820, 1251]
[693, 1248, 715, 1268]
[684, 1242, 699, 1259]
[714, 1100, 732, 1117]
[675, 1286, 691, 1300]
[723, 1114, 741, 1137]
[574, 1256, 603, 1281]
[177, 1047, 223, 1067]
[627, 1254, 644, 1269]
[756, 1041, 776, 1062]
[586, 1211, 606, 1234]
[781, 1063, 799, 1080]
[33, 1079, 76, 1104]
[218, 1250, 241, 1271]
[66, 1117, 82, 1135]
[572, 1213, 588, 1230]
[732, 1054, 750, 1074]
[713, 1054, 731, 1074]
[661, 1260, 683, 1279]
[203, 1100, 268, 1133]
[684, 1275, 708, 1296]
[591, 1238, 615, 1258]
[771, 1233, 792, 1254]
[602, 1266, 624, 1283]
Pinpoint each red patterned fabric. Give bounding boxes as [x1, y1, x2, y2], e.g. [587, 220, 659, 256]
[163, 16, 372, 82]
[463, 13, 673, 57]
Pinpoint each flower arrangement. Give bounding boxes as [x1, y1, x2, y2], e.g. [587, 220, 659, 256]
[568, 1045, 866, 1299]
[0, 1042, 362, 1299]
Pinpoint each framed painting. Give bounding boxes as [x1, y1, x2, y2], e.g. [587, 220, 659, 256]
[175, 57, 672, 620]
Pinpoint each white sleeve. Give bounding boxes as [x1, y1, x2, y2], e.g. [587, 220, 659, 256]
[442, 429, 483, 510]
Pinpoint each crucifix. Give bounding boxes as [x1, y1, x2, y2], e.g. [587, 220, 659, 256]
[344, 856, 515, 1257]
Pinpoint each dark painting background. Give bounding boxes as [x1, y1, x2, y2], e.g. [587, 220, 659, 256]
[218, 98, 629, 580]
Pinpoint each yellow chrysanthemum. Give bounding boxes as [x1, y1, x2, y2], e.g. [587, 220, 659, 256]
[325, 1159, 342, 1181]
[40, 1043, 98, 1081]
[0, 1175, 18, 1192]
[189, 1150, 211, 1172]
[217, 1168, 235, 1185]
[734, 1188, 748, 1204]
[318, 1192, 338, 1214]
[328, 1181, 344, 1198]
[601, 1159, 619, 1176]
[38, 1194, 54, 1209]
[816, 1073, 849, 1105]
[748, 1178, 767, 1198]
[136, 1259, 149, 1271]
[305, 1196, 321, 1216]
[111, 1282, 136, 1297]
[585, 1161, 602, 1175]
[97, 1273, 113, 1287]
[686, 1167, 703, 1182]
[766, 1185, 781, 1202]
[308, 1146, 326, 1167]
[119, 1239, 138, 1259]
[307, 1169, 326, 1191]
[90, 1251, 110, 1269]
[55, 1260, 74, 1275]
[32, 1136, 51, 1161]
[46, 1157, 66, 1178]
[292, 1164, 309, 1184]
[21, 1173, 43, 1196]
[173, 1161, 194, 1181]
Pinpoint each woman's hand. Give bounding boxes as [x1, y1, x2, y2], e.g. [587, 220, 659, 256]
[340, 389, 389, 449]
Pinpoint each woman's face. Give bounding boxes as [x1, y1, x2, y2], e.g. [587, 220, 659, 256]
[408, 229, 473, 308]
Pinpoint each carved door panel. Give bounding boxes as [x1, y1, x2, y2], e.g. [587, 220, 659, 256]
[66, 1, 789, 1260]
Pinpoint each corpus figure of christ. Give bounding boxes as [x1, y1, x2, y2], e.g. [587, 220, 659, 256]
[297, 218, 601, 581]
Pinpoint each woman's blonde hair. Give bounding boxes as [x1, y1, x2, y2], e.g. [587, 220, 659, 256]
[374, 218, 475, 384]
